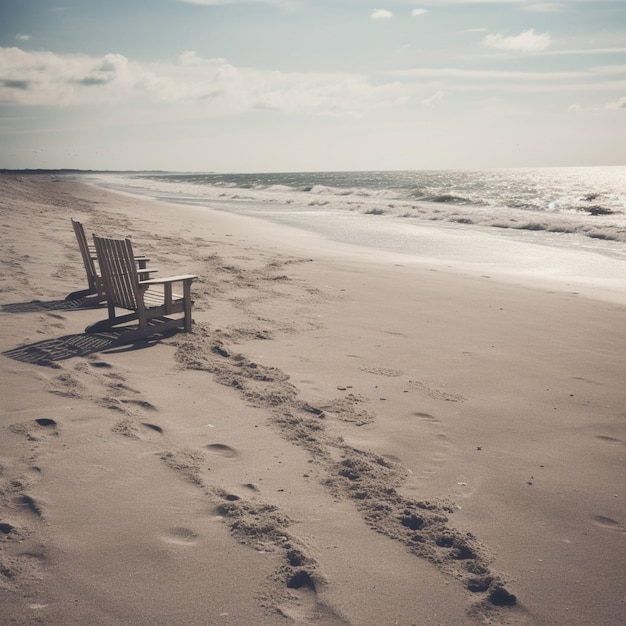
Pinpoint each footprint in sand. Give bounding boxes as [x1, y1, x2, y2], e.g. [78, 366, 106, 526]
[206, 443, 238, 459]
[113, 419, 164, 441]
[9, 418, 58, 441]
[35, 418, 57, 427]
[596, 435, 623, 445]
[88, 360, 112, 369]
[120, 398, 157, 411]
[592, 515, 626, 533]
[141, 422, 163, 434]
[412, 412, 453, 481]
[161, 527, 199, 545]
[414, 411, 439, 423]
[12, 494, 43, 518]
[278, 571, 348, 625]
[359, 365, 404, 377]
[409, 380, 466, 403]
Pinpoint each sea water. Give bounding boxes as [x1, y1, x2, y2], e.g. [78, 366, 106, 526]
[84, 167, 626, 303]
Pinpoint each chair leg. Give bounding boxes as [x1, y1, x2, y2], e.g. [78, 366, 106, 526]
[65, 287, 97, 301]
[183, 282, 193, 332]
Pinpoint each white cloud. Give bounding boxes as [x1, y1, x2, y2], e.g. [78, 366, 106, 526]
[568, 97, 626, 112]
[371, 9, 393, 20]
[178, 50, 229, 66]
[422, 90, 444, 107]
[589, 64, 626, 77]
[393, 67, 584, 81]
[483, 29, 552, 53]
[604, 96, 626, 109]
[523, 3, 564, 12]
[0, 47, 415, 117]
[390, 64, 626, 96]
[16, 34, 31, 41]
[531, 47, 626, 58]
[411, 9, 429, 17]
[77, 53, 129, 86]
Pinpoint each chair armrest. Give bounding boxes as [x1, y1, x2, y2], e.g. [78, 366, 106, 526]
[138, 268, 158, 281]
[140, 274, 197, 286]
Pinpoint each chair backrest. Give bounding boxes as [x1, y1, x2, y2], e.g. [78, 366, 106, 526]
[71, 218, 99, 291]
[92, 234, 141, 312]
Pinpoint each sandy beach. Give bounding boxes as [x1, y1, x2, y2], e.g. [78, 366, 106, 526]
[1, 173, 625, 625]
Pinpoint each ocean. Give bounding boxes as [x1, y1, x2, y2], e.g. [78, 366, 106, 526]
[84, 167, 626, 302]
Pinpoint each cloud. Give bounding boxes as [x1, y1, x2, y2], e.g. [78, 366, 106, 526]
[587, 64, 626, 77]
[76, 53, 129, 86]
[393, 67, 584, 81]
[422, 90, 444, 107]
[604, 96, 626, 109]
[523, 3, 564, 11]
[16, 34, 31, 41]
[1, 79, 30, 90]
[411, 9, 429, 17]
[568, 97, 626, 112]
[178, 50, 229, 66]
[529, 47, 626, 58]
[0, 47, 416, 117]
[0, 47, 96, 105]
[483, 29, 552, 53]
[390, 64, 626, 96]
[371, 9, 393, 20]
[4, 45, 620, 122]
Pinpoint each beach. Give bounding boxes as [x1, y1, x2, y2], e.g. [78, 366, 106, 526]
[1, 173, 625, 625]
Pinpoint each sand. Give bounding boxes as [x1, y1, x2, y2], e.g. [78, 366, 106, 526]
[1, 173, 624, 626]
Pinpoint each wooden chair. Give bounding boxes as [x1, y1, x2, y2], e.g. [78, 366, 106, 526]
[67, 219, 152, 303]
[85, 234, 197, 341]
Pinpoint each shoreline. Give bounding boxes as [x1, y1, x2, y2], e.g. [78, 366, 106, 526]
[1, 174, 625, 625]
[82, 174, 626, 306]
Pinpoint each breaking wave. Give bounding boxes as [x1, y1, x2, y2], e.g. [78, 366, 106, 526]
[84, 166, 626, 247]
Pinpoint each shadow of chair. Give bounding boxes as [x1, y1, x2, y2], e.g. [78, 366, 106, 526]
[1, 331, 156, 367]
[1, 298, 98, 314]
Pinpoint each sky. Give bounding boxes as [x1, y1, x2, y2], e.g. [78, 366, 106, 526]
[1, 0, 625, 172]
